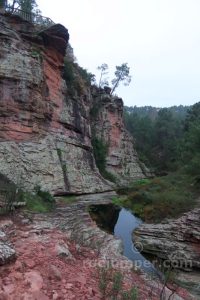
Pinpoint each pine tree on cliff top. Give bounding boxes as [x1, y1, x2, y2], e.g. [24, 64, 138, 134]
[8, 0, 37, 13]
[111, 63, 131, 95]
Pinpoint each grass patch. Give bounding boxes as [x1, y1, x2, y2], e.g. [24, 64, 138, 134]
[117, 171, 198, 223]
[112, 196, 125, 206]
[24, 187, 55, 213]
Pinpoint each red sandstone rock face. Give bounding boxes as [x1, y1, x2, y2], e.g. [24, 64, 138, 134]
[0, 13, 147, 194]
[0, 23, 68, 142]
[0, 13, 111, 194]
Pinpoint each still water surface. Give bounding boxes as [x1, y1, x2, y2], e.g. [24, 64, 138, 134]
[89, 204, 157, 274]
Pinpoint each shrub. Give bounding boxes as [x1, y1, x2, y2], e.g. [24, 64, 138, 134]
[23, 186, 55, 213]
[63, 59, 75, 84]
[92, 137, 107, 173]
[101, 170, 117, 183]
[0, 186, 17, 215]
[78, 66, 95, 85]
[0, 174, 23, 215]
[34, 185, 54, 203]
[92, 137, 116, 183]
[111, 272, 123, 299]
[63, 58, 95, 95]
[98, 267, 138, 299]
[119, 172, 197, 222]
[184, 154, 200, 176]
[121, 288, 138, 300]
[36, 189, 54, 203]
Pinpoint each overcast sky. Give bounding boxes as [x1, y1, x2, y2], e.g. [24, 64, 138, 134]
[37, 0, 200, 107]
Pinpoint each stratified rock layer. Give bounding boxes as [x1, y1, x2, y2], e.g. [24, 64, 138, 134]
[134, 208, 200, 270]
[91, 91, 147, 185]
[0, 13, 112, 194]
[0, 13, 146, 194]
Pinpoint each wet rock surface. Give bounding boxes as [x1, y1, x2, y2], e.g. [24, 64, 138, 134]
[0, 193, 192, 299]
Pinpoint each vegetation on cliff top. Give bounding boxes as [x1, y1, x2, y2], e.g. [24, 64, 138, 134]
[97, 63, 131, 94]
[7, 0, 38, 13]
[63, 57, 95, 95]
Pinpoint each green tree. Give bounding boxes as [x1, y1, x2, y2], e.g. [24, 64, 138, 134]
[124, 111, 154, 165]
[124, 106, 185, 172]
[97, 63, 109, 88]
[111, 63, 131, 94]
[185, 101, 200, 130]
[181, 102, 200, 177]
[8, 0, 37, 13]
[153, 109, 182, 171]
[18, 0, 37, 13]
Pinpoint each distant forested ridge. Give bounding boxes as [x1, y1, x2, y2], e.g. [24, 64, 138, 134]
[125, 105, 189, 120]
[124, 103, 200, 177]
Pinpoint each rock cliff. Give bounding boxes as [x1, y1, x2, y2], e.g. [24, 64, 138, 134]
[91, 89, 147, 185]
[0, 13, 146, 194]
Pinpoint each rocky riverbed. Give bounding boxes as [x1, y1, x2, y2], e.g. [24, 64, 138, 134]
[0, 193, 193, 299]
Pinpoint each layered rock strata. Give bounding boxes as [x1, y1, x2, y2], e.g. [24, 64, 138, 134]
[134, 208, 200, 270]
[91, 89, 148, 185]
[0, 13, 146, 194]
[0, 13, 111, 194]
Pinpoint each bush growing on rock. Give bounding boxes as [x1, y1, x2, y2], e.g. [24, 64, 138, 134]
[63, 57, 95, 96]
[23, 186, 55, 213]
[0, 173, 24, 215]
[98, 267, 138, 300]
[91, 137, 116, 183]
[34, 185, 54, 203]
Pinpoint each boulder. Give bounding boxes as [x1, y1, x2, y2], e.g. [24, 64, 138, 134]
[0, 242, 16, 265]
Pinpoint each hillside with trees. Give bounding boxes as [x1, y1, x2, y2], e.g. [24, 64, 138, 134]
[119, 102, 200, 221]
[124, 104, 194, 172]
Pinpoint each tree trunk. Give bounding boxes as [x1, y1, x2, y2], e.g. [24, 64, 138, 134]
[111, 79, 119, 95]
